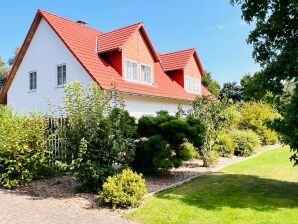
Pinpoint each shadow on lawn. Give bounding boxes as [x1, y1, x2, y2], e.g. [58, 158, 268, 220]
[156, 172, 298, 211]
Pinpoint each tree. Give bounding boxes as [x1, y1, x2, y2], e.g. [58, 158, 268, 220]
[190, 96, 228, 167]
[202, 71, 221, 97]
[219, 82, 243, 101]
[8, 47, 20, 67]
[0, 58, 8, 90]
[231, 0, 298, 165]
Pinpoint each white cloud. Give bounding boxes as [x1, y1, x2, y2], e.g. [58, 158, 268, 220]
[217, 24, 225, 30]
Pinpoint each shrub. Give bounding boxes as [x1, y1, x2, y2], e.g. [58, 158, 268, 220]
[180, 142, 198, 161]
[100, 169, 147, 208]
[51, 82, 137, 192]
[0, 106, 51, 188]
[190, 95, 229, 167]
[214, 132, 236, 158]
[238, 102, 281, 145]
[133, 111, 204, 173]
[230, 129, 261, 156]
[199, 151, 220, 166]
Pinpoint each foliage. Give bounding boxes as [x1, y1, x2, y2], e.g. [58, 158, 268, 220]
[238, 102, 280, 145]
[199, 151, 220, 166]
[127, 147, 298, 224]
[271, 86, 298, 165]
[0, 106, 51, 188]
[214, 132, 236, 158]
[219, 82, 243, 101]
[133, 111, 204, 173]
[52, 82, 137, 192]
[201, 71, 221, 97]
[223, 104, 243, 130]
[0, 58, 8, 90]
[231, 0, 298, 164]
[180, 142, 198, 161]
[190, 96, 228, 167]
[100, 169, 147, 208]
[231, 129, 260, 156]
[8, 47, 20, 66]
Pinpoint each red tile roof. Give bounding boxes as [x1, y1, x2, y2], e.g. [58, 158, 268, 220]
[159, 48, 196, 71]
[0, 10, 211, 103]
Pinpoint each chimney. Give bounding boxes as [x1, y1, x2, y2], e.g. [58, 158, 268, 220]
[76, 20, 87, 26]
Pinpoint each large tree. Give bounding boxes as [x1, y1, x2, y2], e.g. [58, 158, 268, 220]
[201, 71, 221, 97]
[231, 0, 298, 164]
[220, 82, 244, 101]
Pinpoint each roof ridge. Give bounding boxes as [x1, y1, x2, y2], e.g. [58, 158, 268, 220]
[38, 9, 104, 34]
[100, 22, 143, 36]
[160, 48, 196, 56]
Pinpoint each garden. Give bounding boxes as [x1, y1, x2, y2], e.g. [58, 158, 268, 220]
[0, 81, 283, 210]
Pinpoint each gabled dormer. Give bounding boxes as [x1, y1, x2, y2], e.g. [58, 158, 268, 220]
[97, 23, 159, 85]
[159, 48, 205, 94]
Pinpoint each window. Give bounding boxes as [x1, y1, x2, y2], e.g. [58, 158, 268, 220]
[29, 71, 37, 90]
[185, 76, 200, 94]
[124, 60, 138, 82]
[57, 64, 66, 86]
[140, 64, 152, 84]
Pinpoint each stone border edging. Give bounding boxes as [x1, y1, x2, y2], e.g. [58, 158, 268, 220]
[146, 144, 281, 197]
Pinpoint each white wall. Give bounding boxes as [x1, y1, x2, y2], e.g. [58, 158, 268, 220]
[7, 18, 93, 114]
[122, 93, 191, 118]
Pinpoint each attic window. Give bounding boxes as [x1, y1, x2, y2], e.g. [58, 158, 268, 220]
[140, 64, 152, 84]
[57, 64, 66, 86]
[124, 60, 138, 82]
[185, 76, 200, 94]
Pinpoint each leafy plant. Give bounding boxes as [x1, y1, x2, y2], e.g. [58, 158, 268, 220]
[51, 82, 137, 192]
[231, 129, 261, 157]
[0, 106, 51, 188]
[133, 111, 204, 173]
[190, 96, 229, 167]
[214, 132, 236, 158]
[100, 169, 147, 208]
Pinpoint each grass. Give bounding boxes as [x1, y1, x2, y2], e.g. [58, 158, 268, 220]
[126, 146, 298, 224]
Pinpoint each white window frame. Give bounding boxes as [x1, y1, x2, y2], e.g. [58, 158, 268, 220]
[29, 71, 37, 91]
[185, 75, 200, 94]
[124, 59, 138, 83]
[140, 63, 153, 85]
[56, 64, 66, 87]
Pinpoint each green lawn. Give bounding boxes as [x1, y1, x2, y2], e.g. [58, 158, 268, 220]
[126, 146, 298, 224]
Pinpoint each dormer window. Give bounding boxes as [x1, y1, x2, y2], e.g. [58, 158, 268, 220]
[140, 64, 152, 84]
[124, 60, 138, 82]
[185, 76, 200, 94]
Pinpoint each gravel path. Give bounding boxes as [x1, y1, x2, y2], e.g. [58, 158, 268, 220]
[0, 189, 137, 224]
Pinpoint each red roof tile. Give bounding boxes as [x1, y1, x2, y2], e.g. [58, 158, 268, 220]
[0, 10, 211, 103]
[159, 48, 196, 72]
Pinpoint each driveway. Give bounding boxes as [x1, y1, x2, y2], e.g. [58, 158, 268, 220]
[0, 189, 136, 224]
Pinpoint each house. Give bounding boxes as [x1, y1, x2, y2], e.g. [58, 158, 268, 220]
[0, 10, 211, 117]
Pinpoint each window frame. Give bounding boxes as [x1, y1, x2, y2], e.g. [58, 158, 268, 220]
[56, 64, 67, 87]
[140, 63, 153, 85]
[124, 59, 139, 83]
[28, 71, 37, 91]
[184, 75, 200, 94]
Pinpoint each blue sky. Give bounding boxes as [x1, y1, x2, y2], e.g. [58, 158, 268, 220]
[0, 0, 260, 85]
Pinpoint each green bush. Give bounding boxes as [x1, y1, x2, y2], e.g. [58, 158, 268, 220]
[238, 102, 281, 145]
[100, 169, 147, 208]
[51, 82, 137, 192]
[0, 106, 51, 188]
[230, 129, 261, 156]
[180, 142, 198, 161]
[133, 111, 204, 173]
[214, 132, 236, 158]
[199, 151, 220, 166]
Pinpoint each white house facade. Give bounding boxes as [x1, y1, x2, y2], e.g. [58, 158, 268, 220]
[0, 10, 211, 117]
